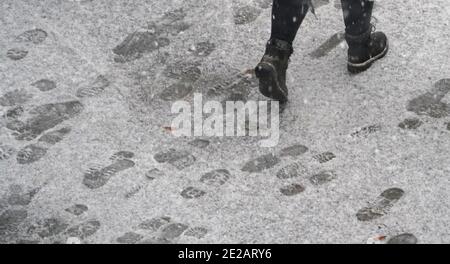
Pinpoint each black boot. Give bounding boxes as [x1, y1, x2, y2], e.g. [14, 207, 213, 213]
[255, 39, 293, 103]
[346, 28, 389, 73]
[341, 0, 388, 73]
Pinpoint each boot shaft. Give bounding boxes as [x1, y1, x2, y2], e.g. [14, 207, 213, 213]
[264, 39, 293, 62]
[262, 39, 293, 82]
[345, 29, 372, 62]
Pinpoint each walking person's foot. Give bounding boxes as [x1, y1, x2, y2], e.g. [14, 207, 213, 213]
[346, 27, 389, 74]
[255, 39, 293, 103]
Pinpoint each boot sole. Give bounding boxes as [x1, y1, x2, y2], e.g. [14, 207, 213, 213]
[255, 62, 288, 103]
[347, 40, 389, 74]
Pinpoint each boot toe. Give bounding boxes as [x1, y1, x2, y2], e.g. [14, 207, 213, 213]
[370, 31, 388, 55]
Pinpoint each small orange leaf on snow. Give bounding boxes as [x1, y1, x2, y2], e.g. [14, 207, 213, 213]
[242, 68, 255, 76]
[163, 126, 175, 132]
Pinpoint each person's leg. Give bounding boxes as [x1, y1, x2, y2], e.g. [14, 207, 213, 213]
[255, 0, 309, 103]
[341, 0, 388, 73]
[341, 0, 373, 36]
[270, 0, 309, 44]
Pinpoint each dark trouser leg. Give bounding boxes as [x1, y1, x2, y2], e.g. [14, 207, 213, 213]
[340, 0, 374, 35]
[270, 0, 309, 44]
